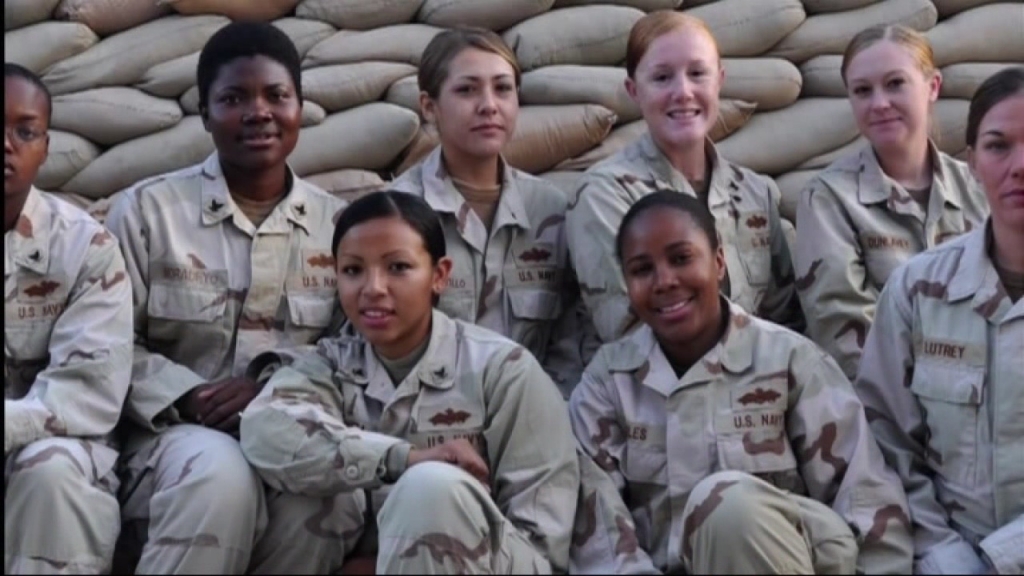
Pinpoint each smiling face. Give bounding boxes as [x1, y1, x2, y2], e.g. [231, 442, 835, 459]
[626, 25, 724, 152]
[202, 55, 302, 174]
[844, 40, 940, 153]
[420, 47, 519, 164]
[969, 92, 1024, 232]
[335, 215, 452, 360]
[4, 75, 49, 200]
[620, 207, 726, 351]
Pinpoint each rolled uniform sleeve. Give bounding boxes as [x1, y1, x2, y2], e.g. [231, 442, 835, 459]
[239, 350, 411, 498]
[4, 229, 133, 454]
[855, 269, 987, 574]
[482, 345, 581, 573]
[795, 179, 877, 379]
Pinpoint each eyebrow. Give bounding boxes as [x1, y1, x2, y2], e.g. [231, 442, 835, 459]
[980, 129, 1005, 137]
[452, 74, 514, 82]
[623, 240, 692, 264]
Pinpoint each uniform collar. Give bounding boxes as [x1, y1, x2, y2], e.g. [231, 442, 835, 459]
[945, 222, 1015, 322]
[6, 187, 51, 276]
[856, 141, 963, 210]
[637, 133, 735, 209]
[198, 153, 312, 234]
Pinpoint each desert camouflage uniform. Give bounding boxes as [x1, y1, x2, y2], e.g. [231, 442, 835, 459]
[569, 299, 913, 574]
[238, 309, 580, 574]
[4, 188, 133, 574]
[391, 148, 591, 396]
[105, 153, 347, 574]
[855, 223, 1024, 575]
[565, 134, 804, 344]
[795, 143, 988, 379]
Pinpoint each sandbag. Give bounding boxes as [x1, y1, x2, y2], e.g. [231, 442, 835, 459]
[41, 15, 230, 96]
[775, 169, 817, 223]
[62, 115, 216, 199]
[555, 119, 647, 172]
[927, 4, 1024, 68]
[302, 100, 327, 127]
[52, 87, 183, 146]
[800, 54, 846, 98]
[37, 130, 101, 191]
[520, 65, 639, 124]
[3, 22, 99, 75]
[801, 0, 876, 14]
[722, 58, 803, 111]
[272, 17, 337, 58]
[289, 103, 421, 175]
[684, 0, 805, 58]
[179, 85, 200, 114]
[940, 62, 1016, 99]
[796, 135, 866, 171]
[503, 104, 618, 174]
[135, 51, 199, 98]
[933, 98, 971, 157]
[503, 6, 645, 71]
[717, 98, 859, 175]
[416, 0, 554, 31]
[162, 0, 299, 21]
[303, 62, 417, 112]
[385, 75, 422, 113]
[54, 0, 172, 37]
[52, 192, 95, 212]
[305, 169, 386, 202]
[395, 125, 439, 174]
[537, 170, 585, 202]
[4, 0, 62, 31]
[553, 0, 683, 10]
[295, 0, 423, 30]
[932, 0, 1005, 18]
[766, 0, 938, 64]
[303, 24, 444, 68]
[711, 100, 759, 142]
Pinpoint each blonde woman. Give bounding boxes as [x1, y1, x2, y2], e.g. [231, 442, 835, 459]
[795, 25, 989, 379]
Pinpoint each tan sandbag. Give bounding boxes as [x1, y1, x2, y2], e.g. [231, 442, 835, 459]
[934, 98, 971, 157]
[940, 62, 1016, 99]
[801, 0, 876, 14]
[927, 4, 1024, 67]
[553, 0, 683, 10]
[303, 24, 444, 68]
[179, 85, 200, 114]
[62, 115, 216, 199]
[503, 6, 645, 71]
[503, 104, 618, 173]
[555, 119, 647, 171]
[136, 51, 199, 98]
[385, 75, 422, 113]
[52, 87, 183, 146]
[162, 0, 299, 21]
[54, 0, 172, 37]
[394, 125, 439, 174]
[767, 0, 938, 64]
[800, 54, 846, 98]
[722, 58, 803, 111]
[775, 169, 818, 223]
[417, 0, 554, 31]
[4, 0, 61, 31]
[51, 192, 95, 212]
[3, 22, 99, 75]
[289, 103, 421, 175]
[717, 98, 859, 175]
[796, 135, 865, 171]
[37, 130, 101, 191]
[295, 0, 423, 31]
[303, 62, 417, 112]
[932, 0, 1004, 18]
[272, 17, 337, 59]
[520, 65, 640, 124]
[305, 169, 386, 202]
[537, 170, 585, 202]
[711, 100, 759, 141]
[41, 14, 230, 96]
[684, 0, 805, 58]
[302, 100, 327, 127]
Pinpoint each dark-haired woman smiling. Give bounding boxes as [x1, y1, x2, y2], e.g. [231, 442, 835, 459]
[239, 191, 579, 574]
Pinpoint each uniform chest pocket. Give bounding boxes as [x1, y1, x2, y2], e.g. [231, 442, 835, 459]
[508, 288, 563, 321]
[623, 444, 668, 485]
[286, 295, 335, 329]
[910, 364, 983, 486]
[738, 246, 772, 288]
[148, 283, 226, 322]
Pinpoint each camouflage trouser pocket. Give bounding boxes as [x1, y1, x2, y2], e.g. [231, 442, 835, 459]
[793, 494, 857, 575]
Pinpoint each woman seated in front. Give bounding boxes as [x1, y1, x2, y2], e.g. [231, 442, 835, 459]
[237, 191, 579, 574]
[569, 190, 912, 574]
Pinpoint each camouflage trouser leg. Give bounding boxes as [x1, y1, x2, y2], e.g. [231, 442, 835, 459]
[118, 424, 268, 574]
[681, 470, 857, 575]
[248, 489, 366, 574]
[377, 462, 550, 574]
[4, 438, 120, 574]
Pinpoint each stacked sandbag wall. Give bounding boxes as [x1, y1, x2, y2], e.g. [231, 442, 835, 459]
[4, 0, 1022, 222]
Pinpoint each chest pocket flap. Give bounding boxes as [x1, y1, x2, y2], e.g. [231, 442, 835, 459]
[910, 364, 984, 406]
[148, 283, 226, 322]
[508, 288, 563, 321]
[287, 295, 335, 329]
